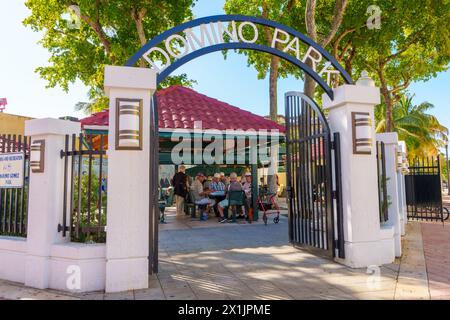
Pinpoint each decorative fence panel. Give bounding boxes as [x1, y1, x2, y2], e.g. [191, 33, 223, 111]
[0, 134, 30, 237]
[405, 156, 447, 221]
[58, 133, 108, 242]
[376, 141, 389, 223]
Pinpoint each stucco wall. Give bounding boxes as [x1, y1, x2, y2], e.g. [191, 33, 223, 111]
[0, 113, 34, 135]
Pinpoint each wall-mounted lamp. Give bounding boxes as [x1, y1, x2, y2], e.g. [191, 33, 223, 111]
[397, 150, 403, 172]
[401, 154, 409, 174]
[30, 140, 45, 173]
[115, 98, 143, 150]
[352, 112, 372, 155]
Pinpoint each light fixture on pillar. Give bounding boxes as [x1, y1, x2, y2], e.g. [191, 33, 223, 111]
[397, 149, 403, 172]
[115, 98, 143, 150]
[30, 140, 45, 173]
[352, 112, 372, 154]
[401, 153, 409, 174]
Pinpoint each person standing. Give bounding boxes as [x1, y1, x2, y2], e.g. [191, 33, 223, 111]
[172, 165, 188, 216]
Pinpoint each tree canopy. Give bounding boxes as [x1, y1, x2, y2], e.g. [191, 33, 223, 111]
[375, 95, 448, 158]
[24, 0, 197, 113]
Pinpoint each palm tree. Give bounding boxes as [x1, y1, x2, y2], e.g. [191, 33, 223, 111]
[375, 95, 448, 158]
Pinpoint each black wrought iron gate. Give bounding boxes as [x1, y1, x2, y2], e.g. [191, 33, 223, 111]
[149, 94, 160, 274]
[405, 156, 448, 221]
[285, 92, 344, 258]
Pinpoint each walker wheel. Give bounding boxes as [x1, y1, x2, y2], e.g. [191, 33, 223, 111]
[263, 215, 268, 225]
[273, 216, 279, 224]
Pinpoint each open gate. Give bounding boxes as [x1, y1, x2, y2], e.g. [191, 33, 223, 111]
[285, 92, 344, 258]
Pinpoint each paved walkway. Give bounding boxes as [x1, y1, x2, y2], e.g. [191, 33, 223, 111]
[1, 212, 450, 300]
[421, 222, 450, 299]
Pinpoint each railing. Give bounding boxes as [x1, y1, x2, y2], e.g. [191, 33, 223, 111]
[376, 141, 389, 223]
[405, 156, 444, 221]
[0, 134, 30, 237]
[58, 134, 107, 243]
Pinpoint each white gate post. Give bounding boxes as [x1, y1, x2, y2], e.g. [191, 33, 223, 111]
[104, 66, 156, 293]
[376, 132, 402, 257]
[323, 72, 395, 268]
[24, 119, 81, 289]
[397, 141, 408, 234]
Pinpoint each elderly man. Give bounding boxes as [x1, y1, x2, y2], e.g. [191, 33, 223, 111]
[190, 172, 214, 217]
[210, 173, 225, 192]
[217, 172, 244, 223]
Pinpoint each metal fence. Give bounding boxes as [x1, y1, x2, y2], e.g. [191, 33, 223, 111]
[405, 156, 446, 221]
[0, 134, 30, 237]
[376, 141, 389, 223]
[58, 134, 107, 243]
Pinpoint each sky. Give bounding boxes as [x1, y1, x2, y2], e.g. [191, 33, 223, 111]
[0, 0, 449, 130]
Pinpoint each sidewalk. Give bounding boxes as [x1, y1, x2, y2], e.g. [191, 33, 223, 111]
[0, 220, 446, 300]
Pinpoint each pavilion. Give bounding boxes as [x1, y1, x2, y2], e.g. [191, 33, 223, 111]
[80, 85, 286, 218]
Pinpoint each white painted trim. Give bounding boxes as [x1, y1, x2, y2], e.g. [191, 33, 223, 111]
[83, 125, 109, 131]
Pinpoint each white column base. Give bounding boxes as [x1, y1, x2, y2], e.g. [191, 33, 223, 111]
[336, 225, 395, 268]
[106, 258, 148, 293]
[24, 255, 50, 289]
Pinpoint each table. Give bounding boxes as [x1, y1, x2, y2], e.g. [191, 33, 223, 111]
[209, 191, 226, 217]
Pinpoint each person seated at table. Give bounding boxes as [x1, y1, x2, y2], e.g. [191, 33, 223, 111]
[190, 172, 214, 216]
[210, 173, 225, 192]
[217, 172, 244, 223]
[220, 172, 229, 188]
[204, 175, 213, 190]
[242, 172, 253, 217]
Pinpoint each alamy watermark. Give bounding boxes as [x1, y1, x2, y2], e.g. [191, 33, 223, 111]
[366, 265, 381, 290]
[170, 121, 280, 174]
[63, 5, 82, 30]
[66, 265, 81, 291]
[366, 5, 382, 30]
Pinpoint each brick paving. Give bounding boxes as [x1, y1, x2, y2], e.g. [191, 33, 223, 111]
[421, 222, 450, 299]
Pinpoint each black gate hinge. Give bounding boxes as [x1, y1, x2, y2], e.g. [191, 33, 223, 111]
[330, 141, 336, 150]
[57, 223, 69, 233]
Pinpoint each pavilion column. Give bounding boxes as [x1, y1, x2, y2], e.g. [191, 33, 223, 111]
[397, 141, 408, 235]
[322, 72, 395, 268]
[104, 66, 156, 293]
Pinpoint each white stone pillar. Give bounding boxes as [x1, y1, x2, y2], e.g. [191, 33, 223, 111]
[104, 66, 156, 293]
[24, 118, 81, 289]
[398, 141, 408, 235]
[376, 132, 401, 257]
[322, 73, 395, 268]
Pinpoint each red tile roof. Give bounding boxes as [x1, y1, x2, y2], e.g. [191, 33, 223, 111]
[81, 86, 285, 133]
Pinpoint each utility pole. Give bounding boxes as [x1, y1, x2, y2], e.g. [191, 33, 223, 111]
[446, 140, 450, 195]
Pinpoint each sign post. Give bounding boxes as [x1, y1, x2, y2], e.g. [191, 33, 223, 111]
[0, 152, 25, 188]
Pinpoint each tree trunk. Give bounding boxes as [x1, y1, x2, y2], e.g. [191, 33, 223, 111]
[269, 56, 280, 121]
[381, 86, 394, 132]
[132, 8, 147, 68]
[378, 69, 394, 132]
[303, 75, 316, 99]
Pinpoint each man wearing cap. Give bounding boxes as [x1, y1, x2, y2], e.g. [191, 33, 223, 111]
[191, 172, 214, 216]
